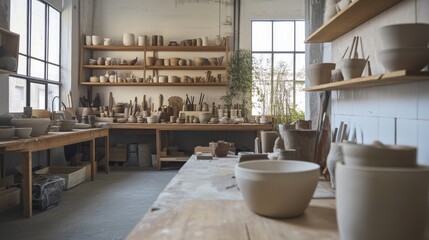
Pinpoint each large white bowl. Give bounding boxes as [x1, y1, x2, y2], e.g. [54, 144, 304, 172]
[235, 160, 320, 218]
[378, 48, 429, 72]
[379, 23, 429, 48]
[342, 143, 417, 168]
[11, 118, 51, 137]
[306, 63, 336, 87]
[336, 163, 429, 240]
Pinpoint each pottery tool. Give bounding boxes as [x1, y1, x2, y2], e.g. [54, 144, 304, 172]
[332, 127, 338, 142]
[109, 92, 113, 111]
[360, 36, 365, 60]
[158, 94, 163, 110]
[341, 46, 349, 60]
[353, 36, 359, 58]
[348, 36, 357, 59]
[365, 55, 372, 76]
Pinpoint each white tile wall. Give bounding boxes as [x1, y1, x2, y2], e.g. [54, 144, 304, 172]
[417, 120, 429, 165]
[418, 81, 429, 120]
[396, 119, 418, 146]
[395, 83, 419, 119]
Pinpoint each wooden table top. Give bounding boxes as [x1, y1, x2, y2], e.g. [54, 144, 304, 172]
[126, 156, 339, 240]
[107, 123, 273, 131]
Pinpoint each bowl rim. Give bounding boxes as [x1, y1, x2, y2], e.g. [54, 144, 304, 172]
[236, 160, 320, 174]
[337, 162, 429, 172]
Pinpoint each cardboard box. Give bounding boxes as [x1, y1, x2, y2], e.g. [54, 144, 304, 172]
[79, 162, 92, 181]
[35, 166, 86, 189]
[110, 147, 127, 162]
[0, 175, 20, 213]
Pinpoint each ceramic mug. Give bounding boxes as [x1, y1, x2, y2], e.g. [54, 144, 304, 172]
[85, 35, 92, 46]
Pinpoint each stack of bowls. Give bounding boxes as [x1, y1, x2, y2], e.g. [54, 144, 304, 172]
[336, 142, 429, 240]
[378, 23, 429, 72]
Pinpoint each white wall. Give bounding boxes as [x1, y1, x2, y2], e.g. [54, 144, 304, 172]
[0, 0, 9, 114]
[328, 0, 429, 165]
[82, 0, 234, 107]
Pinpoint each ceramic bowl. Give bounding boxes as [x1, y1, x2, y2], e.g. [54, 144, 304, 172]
[0, 114, 14, 126]
[378, 48, 429, 72]
[198, 112, 212, 124]
[235, 160, 320, 218]
[306, 63, 336, 86]
[194, 57, 208, 66]
[0, 126, 15, 141]
[146, 116, 157, 124]
[341, 58, 367, 80]
[145, 56, 155, 66]
[158, 75, 168, 83]
[59, 120, 76, 132]
[341, 143, 417, 168]
[379, 23, 429, 48]
[89, 76, 99, 83]
[169, 75, 180, 83]
[88, 59, 97, 65]
[91, 35, 102, 46]
[170, 58, 181, 66]
[11, 118, 50, 137]
[126, 57, 138, 65]
[336, 163, 429, 240]
[15, 127, 32, 139]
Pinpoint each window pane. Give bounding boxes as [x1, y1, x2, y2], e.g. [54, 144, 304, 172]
[295, 81, 305, 112]
[31, 0, 46, 60]
[17, 55, 27, 75]
[273, 53, 294, 80]
[273, 21, 294, 51]
[253, 53, 272, 81]
[295, 21, 305, 51]
[9, 77, 27, 113]
[252, 21, 272, 51]
[30, 58, 45, 78]
[48, 7, 60, 64]
[10, 0, 28, 54]
[252, 53, 272, 116]
[30, 82, 46, 109]
[47, 64, 59, 81]
[295, 53, 306, 80]
[48, 84, 60, 111]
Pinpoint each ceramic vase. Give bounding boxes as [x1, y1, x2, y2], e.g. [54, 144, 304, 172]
[123, 33, 135, 46]
[326, 142, 343, 188]
[260, 131, 278, 153]
[215, 35, 222, 46]
[336, 163, 429, 240]
[324, 0, 337, 23]
[281, 129, 317, 162]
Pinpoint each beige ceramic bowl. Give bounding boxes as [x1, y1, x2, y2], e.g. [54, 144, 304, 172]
[0, 126, 15, 141]
[378, 48, 429, 72]
[11, 118, 50, 137]
[379, 23, 429, 48]
[15, 127, 32, 139]
[306, 63, 336, 86]
[341, 58, 367, 80]
[341, 143, 417, 168]
[235, 160, 320, 218]
[59, 120, 76, 132]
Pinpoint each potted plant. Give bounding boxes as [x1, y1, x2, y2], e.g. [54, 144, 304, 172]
[221, 49, 253, 119]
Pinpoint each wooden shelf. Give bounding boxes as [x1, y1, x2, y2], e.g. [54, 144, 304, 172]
[146, 65, 226, 70]
[80, 82, 228, 87]
[306, 0, 402, 43]
[82, 65, 144, 70]
[83, 45, 226, 52]
[304, 70, 429, 91]
[0, 69, 16, 75]
[159, 156, 189, 162]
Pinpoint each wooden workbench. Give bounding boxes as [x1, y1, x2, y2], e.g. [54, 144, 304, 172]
[126, 156, 339, 240]
[0, 128, 109, 217]
[108, 123, 273, 170]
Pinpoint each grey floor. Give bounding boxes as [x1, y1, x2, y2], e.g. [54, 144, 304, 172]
[0, 167, 178, 240]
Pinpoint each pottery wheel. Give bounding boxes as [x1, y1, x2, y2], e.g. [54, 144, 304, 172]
[168, 96, 183, 117]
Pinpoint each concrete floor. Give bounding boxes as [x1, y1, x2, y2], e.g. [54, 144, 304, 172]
[0, 167, 178, 240]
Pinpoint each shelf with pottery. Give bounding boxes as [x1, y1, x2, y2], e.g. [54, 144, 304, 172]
[0, 27, 20, 74]
[146, 65, 226, 70]
[305, 0, 403, 43]
[80, 82, 228, 86]
[304, 70, 429, 91]
[82, 45, 226, 52]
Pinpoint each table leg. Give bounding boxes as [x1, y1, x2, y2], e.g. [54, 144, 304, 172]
[21, 151, 32, 218]
[104, 135, 110, 174]
[89, 139, 95, 181]
[0, 154, 5, 178]
[156, 129, 161, 170]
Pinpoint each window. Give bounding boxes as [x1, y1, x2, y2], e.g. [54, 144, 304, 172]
[9, 0, 61, 113]
[251, 20, 305, 117]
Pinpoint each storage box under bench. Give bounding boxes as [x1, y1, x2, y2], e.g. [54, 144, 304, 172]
[35, 166, 86, 189]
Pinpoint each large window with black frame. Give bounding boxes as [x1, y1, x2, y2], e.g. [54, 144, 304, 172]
[251, 20, 305, 120]
[9, 0, 61, 113]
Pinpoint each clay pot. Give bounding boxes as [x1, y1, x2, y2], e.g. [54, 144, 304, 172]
[91, 35, 102, 46]
[281, 129, 317, 162]
[11, 118, 50, 137]
[123, 33, 135, 46]
[379, 23, 429, 49]
[0, 126, 15, 141]
[260, 131, 278, 153]
[341, 59, 367, 80]
[306, 63, 336, 87]
[336, 162, 429, 240]
[15, 127, 32, 139]
[378, 48, 429, 72]
[82, 107, 94, 116]
[170, 58, 180, 66]
[210, 141, 230, 157]
[199, 112, 212, 124]
[145, 57, 155, 66]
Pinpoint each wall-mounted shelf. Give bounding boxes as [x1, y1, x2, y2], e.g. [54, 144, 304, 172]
[83, 45, 226, 52]
[146, 66, 226, 70]
[80, 82, 228, 87]
[82, 65, 144, 70]
[0, 28, 20, 74]
[305, 0, 403, 43]
[304, 70, 429, 91]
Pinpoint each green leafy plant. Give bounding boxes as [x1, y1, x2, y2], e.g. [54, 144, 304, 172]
[221, 49, 253, 118]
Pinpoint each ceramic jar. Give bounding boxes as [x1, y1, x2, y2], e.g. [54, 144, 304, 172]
[91, 35, 102, 45]
[215, 35, 222, 46]
[199, 112, 212, 124]
[210, 141, 230, 157]
[85, 35, 92, 46]
[103, 38, 111, 46]
[202, 36, 209, 46]
[138, 35, 147, 46]
[123, 33, 135, 46]
[260, 131, 278, 153]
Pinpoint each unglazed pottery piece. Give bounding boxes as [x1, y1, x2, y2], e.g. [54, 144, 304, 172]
[306, 63, 336, 87]
[235, 160, 320, 218]
[379, 23, 429, 48]
[341, 58, 367, 80]
[341, 142, 417, 168]
[336, 162, 429, 240]
[15, 127, 32, 139]
[281, 129, 317, 162]
[378, 48, 429, 72]
[123, 33, 135, 46]
[0, 126, 15, 141]
[260, 131, 278, 153]
[11, 118, 50, 137]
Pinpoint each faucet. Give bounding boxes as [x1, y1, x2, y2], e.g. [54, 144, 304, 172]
[51, 96, 68, 122]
